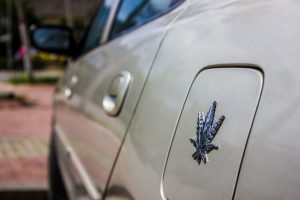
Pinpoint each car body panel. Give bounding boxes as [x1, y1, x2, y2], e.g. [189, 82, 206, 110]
[162, 68, 263, 200]
[232, 1, 300, 198]
[106, 0, 300, 199]
[53, 1, 189, 198]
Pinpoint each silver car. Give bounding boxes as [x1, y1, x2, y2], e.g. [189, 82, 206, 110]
[30, 0, 300, 199]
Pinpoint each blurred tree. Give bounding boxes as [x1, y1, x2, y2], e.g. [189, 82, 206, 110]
[15, 0, 33, 80]
[0, 0, 40, 69]
[1, 0, 99, 69]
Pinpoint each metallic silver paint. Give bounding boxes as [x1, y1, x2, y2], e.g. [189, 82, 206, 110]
[162, 68, 263, 200]
[108, 0, 300, 199]
[55, 124, 101, 200]
[54, 0, 189, 198]
[54, 0, 300, 199]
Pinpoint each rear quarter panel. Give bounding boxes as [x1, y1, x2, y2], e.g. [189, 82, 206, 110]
[106, 0, 300, 199]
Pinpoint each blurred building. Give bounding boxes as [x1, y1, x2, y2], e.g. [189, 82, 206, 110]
[28, 0, 99, 20]
[0, 0, 100, 69]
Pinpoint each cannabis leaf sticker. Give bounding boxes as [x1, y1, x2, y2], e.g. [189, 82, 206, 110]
[189, 101, 225, 165]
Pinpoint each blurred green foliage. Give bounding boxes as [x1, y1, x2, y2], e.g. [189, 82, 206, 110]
[8, 73, 60, 84]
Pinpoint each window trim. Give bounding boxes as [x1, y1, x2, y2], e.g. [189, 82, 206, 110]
[107, 0, 185, 41]
[75, 2, 102, 57]
[75, 0, 120, 58]
[76, 0, 185, 59]
[100, 0, 122, 43]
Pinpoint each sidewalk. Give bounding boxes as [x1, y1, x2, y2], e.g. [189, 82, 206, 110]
[0, 82, 55, 192]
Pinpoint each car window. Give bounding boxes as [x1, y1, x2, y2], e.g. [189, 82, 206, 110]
[110, 0, 182, 38]
[80, 0, 114, 54]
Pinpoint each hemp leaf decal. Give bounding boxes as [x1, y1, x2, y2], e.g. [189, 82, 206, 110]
[189, 101, 225, 165]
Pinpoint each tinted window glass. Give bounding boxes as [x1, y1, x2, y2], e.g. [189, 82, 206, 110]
[81, 0, 113, 54]
[111, 0, 179, 38]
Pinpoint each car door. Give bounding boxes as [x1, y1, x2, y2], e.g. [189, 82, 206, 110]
[104, 1, 266, 199]
[54, 0, 188, 199]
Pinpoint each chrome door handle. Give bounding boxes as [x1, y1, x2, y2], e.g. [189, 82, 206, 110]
[63, 75, 78, 99]
[64, 87, 72, 99]
[103, 71, 131, 116]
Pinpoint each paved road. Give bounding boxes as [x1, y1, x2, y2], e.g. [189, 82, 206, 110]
[0, 71, 20, 82]
[0, 82, 55, 199]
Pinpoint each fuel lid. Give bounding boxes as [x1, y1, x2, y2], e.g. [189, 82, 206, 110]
[162, 67, 263, 200]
